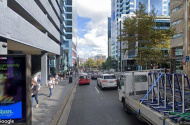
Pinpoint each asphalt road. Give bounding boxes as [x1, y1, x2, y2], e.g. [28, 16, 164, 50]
[67, 78, 146, 125]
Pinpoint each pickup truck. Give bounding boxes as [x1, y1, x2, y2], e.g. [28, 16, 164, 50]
[117, 71, 183, 125]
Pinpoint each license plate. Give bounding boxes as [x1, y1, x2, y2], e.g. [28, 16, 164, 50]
[109, 81, 114, 83]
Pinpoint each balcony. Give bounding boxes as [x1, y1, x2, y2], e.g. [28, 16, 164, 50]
[35, 0, 60, 29]
[8, 0, 60, 42]
[0, 5, 60, 55]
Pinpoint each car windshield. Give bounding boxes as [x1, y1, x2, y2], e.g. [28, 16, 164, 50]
[104, 75, 116, 79]
[80, 76, 87, 79]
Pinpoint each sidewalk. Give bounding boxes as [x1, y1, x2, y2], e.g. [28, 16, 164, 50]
[32, 78, 77, 125]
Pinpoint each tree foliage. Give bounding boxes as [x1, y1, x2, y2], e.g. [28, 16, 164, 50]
[102, 57, 118, 70]
[84, 58, 96, 68]
[118, 3, 175, 67]
[96, 59, 104, 67]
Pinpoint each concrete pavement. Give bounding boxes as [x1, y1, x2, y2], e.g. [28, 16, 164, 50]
[32, 78, 77, 125]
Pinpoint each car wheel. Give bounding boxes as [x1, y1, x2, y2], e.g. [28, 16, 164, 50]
[123, 101, 131, 114]
[123, 101, 127, 112]
[100, 83, 104, 90]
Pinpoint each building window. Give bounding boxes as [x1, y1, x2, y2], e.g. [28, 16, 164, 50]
[156, 22, 170, 27]
[172, 33, 183, 39]
[172, 19, 183, 26]
[64, 41, 69, 47]
[175, 47, 183, 57]
[65, 27, 72, 32]
[66, 7, 72, 12]
[66, 21, 72, 25]
[66, 14, 72, 19]
[65, 0, 72, 5]
[171, 4, 183, 14]
[65, 34, 72, 39]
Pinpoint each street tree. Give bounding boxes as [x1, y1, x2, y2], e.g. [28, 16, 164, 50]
[118, 3, 175, 69]
[96, 59, 104, 67]
[103, 57, 118, 70]
[84, 58, 97, 70]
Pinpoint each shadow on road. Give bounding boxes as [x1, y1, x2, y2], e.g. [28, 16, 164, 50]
[78, 84, 90, 86]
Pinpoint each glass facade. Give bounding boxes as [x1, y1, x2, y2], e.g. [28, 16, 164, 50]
[108, 17, 112, 57]
[150, 0, 162, 15]
[108, 17, 111, 39]
[136, 0, 148, 12]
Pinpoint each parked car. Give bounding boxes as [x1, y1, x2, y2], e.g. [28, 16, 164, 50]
[79, 75, 90, 85]
[80, 73, 88, 76]
[97, 74, 117, 89]
[91, 73, 99, 79]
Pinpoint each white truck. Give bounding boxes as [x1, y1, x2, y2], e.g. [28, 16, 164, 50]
[117, 71, 180, 125]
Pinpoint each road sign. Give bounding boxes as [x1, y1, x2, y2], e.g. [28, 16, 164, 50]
[186, 56, 189, 62]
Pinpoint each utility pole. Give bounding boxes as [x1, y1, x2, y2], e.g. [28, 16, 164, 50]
[120, 21, 122, 72]
[185, 0, 189, 75]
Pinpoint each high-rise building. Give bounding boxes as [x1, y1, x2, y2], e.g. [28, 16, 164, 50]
[170, 1, 189, 74]
[111, 0, 170, 70]
[108, 17, 112, 57]
[62, 0, 77, 71]
[0, 0, 63, 85]
[94, 54, 106, 61]
[111, 0, 117, 60]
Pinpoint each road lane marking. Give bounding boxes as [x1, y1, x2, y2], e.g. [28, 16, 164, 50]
[95, 87, 99, 93]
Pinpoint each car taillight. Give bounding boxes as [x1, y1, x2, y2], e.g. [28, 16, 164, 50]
[102, 80, 107, 82]
[115, 80, 117, 82]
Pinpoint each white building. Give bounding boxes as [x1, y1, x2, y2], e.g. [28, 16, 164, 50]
[94, 54, 106, 61]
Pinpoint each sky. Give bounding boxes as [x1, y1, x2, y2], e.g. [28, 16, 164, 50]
[77, 0, 111, 59]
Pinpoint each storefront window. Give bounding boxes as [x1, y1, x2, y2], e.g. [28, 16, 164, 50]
[175, 47, 183, 73]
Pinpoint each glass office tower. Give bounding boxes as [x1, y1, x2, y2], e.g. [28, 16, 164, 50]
[62, 0, 77, 71]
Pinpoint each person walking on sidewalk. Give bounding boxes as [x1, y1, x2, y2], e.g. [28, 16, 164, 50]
[37, 75, 41, 86]
[55, 74, 59, 85]
[31, 76, 40, 108]
[48, 76, 55, 97]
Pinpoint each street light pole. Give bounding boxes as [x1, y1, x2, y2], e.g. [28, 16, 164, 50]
[120, 21, 122, 72]
[185, 0, 188, 75]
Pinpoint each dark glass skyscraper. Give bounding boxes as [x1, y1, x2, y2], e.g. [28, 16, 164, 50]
[108, 17, 112, 57]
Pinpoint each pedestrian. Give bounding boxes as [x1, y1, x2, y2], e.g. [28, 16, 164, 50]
[31, 76, 39, 108]
[48, 76, 55, 97]
[55, 74, 59, 85]
[66, 72, 69, 78]
[37, 75, 41, 84]
[58, 73, 61, 81]
[36, 75, 41, 93]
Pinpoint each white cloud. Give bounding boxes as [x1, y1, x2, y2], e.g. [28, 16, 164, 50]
[77, 0, 111, 58]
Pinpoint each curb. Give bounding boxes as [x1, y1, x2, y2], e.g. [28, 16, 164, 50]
[50, 78, 78, 125]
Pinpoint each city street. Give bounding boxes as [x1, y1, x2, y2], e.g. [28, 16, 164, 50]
[67, 79, 146, 125]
